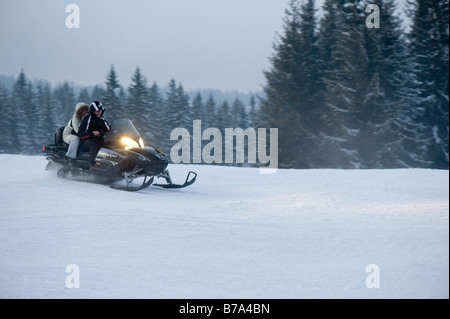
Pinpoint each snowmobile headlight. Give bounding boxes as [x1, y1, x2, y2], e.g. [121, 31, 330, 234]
[139, 138, 145, 148]
[121, 137, 140, 150]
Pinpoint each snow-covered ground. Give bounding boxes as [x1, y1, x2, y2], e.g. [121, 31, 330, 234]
[0, 154, 448, 299]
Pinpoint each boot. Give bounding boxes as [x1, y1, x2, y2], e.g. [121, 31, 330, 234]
[89, 163, 95, 173]
[69, 158, 81, 169]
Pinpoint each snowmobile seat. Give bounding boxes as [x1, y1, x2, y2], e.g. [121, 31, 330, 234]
[55, 127, 68, 147]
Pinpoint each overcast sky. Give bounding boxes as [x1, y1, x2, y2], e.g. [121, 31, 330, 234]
[0, 0, 407, 93]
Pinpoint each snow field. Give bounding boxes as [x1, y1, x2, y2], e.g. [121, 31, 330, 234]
[0, 154, 448, 298]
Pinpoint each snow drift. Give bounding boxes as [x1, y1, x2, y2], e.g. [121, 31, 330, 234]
[0, 154, 448, 298]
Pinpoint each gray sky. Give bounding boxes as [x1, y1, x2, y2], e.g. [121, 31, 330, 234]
[0, 0, 407, 93]
[0, 0, 294, 92]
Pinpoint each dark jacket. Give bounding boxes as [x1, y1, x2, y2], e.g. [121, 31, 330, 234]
[78, 104, 111, 141]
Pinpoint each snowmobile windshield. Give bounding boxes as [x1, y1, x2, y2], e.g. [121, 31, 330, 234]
[111, 119, 141, 139]
[105, 119, 144, 149]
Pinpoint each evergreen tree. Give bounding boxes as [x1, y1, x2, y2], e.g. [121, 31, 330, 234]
[103, 65, 122, 121]
[165, 79, 192, 131]
[297, 0, 321, 114]
[231, 98, 247, 128]
[164, 79, 180, 128]
[191, 92, 204, 121]
[247, 95, 260, 168]
[317, 0, 369, 168]
[31, 82, 47, 151]
[128, 67, 149, 131]
[77, 88, 91, 105]
[11, 71, 33, 153]
[356, 0, 419, 168]
[204, 94, 217, 128]
[216, 100, 230, 130]
[37, 82, 57, 144]
[177, 83, 192, 132]
[217, 100, 233, 166]
[146, 82, 164, 144]
[248, 94, 259, 128]
[314, 0, 342, 168]
[91, 85, 106, 104]
[191, 91, 205, 160]
[0, 85, 13, 153]
[408, 0, 449, 169]
[163, 79, 191, 153]
[314, 0, 434, 168]
[117, 87, 127, 110]
[53, 81, 75, 126]
[261, 0, 321, 168]
[316, 0, 339, 92]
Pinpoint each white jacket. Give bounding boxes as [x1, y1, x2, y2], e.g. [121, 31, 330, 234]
[62, 103, 87, 144]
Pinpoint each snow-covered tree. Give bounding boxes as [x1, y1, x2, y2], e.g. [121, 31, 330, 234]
[408, 0, 449, 169]
[356, 0, 422, 168]
[11, 71, 34, 153]
[191, 92, 204, 122]
[146, 82, 164, 144]
[318, 0, 369, 168]
[162, 79, 191, 152]
[53, 81, 75, 126]
[0, 85, 13, 153]
[216, 100, 230, 130]
[77, 88, 91, 105]
[103, 65, 122, 121]
[34, 81, 57, 150]
[247, 95, 259, 128]
[203, 94, 217, 129]
[128, 67, 149, 130]
[261, 0, 321, 168]
[231, 98, 247, 128]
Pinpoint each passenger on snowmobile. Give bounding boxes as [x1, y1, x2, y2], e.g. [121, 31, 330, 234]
[63, 102, 89, 168]
[78, 101, 111, 172]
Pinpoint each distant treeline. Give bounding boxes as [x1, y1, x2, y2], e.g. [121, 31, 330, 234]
[0, 67, 261, 159]
[0, 0, 448, 170]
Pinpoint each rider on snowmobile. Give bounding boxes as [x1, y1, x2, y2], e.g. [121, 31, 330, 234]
[78, 101, 111, 172]
[63, 102, 89, 168]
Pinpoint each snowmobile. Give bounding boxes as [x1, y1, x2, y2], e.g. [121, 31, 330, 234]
[42, 119, 197, 191]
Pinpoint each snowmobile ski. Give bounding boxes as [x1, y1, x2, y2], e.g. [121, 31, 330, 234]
[110, 175, 154, 192]
[154, 170, 197, 189]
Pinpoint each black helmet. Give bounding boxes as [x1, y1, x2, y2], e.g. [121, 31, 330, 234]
[89, 101, 105, 115]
